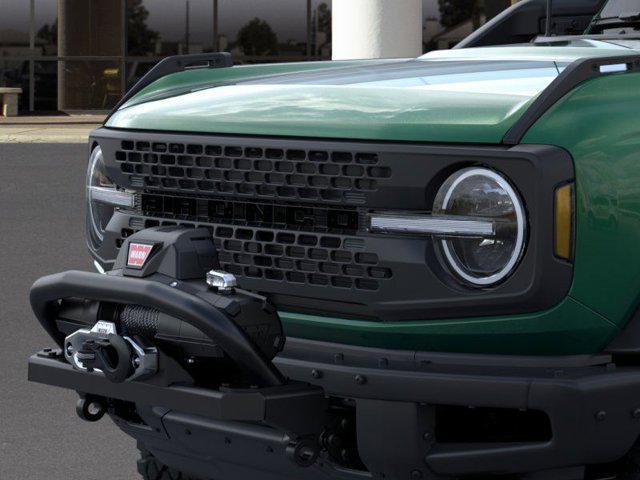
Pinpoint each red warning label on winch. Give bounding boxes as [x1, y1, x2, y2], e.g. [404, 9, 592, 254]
[127, 242, 154, 268]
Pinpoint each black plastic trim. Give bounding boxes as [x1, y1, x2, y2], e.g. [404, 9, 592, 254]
[274, 338, 613, 406]
[128, 411, 367, 480]
[279, 337, 612, 371]
[272, 338, 640, 476]
[91, 128, 575, 321]
[104, 52, 233, 124]
[503, 54, 640, 145]
[607, 304, 640, 355]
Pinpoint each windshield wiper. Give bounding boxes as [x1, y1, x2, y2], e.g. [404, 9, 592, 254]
[619, 12, 640, 21]
[591, 12, 640, 30]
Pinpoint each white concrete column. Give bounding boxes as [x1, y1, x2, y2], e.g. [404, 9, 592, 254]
[2, 90, 22, 117]
[332, 0, 423, 60]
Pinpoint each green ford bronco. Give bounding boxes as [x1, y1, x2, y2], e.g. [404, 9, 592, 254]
[27, 0, 640, 479]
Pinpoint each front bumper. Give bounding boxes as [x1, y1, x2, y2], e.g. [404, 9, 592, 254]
[29, 350, 325, 435]
[26, 253, 640, 479]
[276, 339, 640, 477]
[30, 335, 640, 479]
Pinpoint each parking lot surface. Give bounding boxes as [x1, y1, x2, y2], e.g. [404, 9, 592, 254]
[0, 143, 138, 480]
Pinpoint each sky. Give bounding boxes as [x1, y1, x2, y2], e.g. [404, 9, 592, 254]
[0, 0, 442, 46]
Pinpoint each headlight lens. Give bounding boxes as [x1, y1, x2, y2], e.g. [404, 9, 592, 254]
[432, 167, 526, 287]
[86, 146, 134, 247]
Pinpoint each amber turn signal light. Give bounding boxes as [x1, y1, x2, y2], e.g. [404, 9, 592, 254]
[554, 183, 574, 261]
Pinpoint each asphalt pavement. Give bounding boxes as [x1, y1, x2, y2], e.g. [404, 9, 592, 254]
[0, 143, 138, 479]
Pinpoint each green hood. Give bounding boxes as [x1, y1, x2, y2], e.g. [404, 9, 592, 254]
[106, 43, 637, 143]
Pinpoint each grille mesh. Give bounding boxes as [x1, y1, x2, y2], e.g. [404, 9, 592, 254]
[118, 217, 392, 292]
[211, 225, 390, 291]
[116, 140, 391, 203]
[113, 138, 394, 293]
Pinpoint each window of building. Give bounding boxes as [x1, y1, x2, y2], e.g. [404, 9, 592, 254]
[1, 0, 511, 113]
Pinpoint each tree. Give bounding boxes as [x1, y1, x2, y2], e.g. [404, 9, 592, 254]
[311, 3, 331, 57]
[317, 3, 331, 39]
[438, 0, 484, 29]
[127, 0, 159, 55]
[237, 18, 278, 56]
[37, 20, 57, 46]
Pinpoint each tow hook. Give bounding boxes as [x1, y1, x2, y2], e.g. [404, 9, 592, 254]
[76, 395, 108, 422]
[64, 320, 158, 383]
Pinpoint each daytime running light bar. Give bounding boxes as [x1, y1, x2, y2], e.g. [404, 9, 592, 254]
[369, 214, 495, 237]
[90, 186, 135, 208]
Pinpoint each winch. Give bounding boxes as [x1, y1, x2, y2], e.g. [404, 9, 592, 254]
[44, 227, 285, 385]
[28, 226, 328, 469]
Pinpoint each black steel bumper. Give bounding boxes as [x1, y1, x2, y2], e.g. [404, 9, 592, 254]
[29, 338, 640, 479]
[29, 269, 327, 436]
[27, 270, 640, 479]
[275, 339, 640, 478]
[28, 350, 325, 435]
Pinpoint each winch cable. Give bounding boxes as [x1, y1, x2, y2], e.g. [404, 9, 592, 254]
[119, 304, 160, 338]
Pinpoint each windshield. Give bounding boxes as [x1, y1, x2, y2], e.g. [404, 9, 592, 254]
[341, 62, 561, 97]
[599, 0, 640, 19]
[242, 60, 561, 90]
[554, 38, 640, 48]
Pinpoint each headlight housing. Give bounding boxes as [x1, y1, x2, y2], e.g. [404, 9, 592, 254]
[86, 146, 134, 249]
[432, 167, 526, 287]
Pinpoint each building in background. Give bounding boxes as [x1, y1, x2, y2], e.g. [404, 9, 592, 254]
[0, 0, 510, 113]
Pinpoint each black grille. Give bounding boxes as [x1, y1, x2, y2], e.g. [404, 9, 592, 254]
[95, 129, 575, 321]
[116, 140, 391, 203]
[119, 216, 392, 292]
[140, 193, 360, 233]
[212, 226, 389, 291]
[132, 191, 390, 291]
[112, 135, 396, 294]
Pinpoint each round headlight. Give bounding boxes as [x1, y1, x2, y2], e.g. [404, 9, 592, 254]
[86, 146, 116, 246]
[432, 167, 526, 287]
